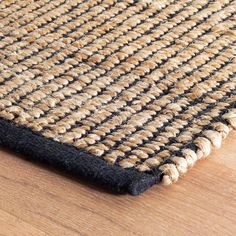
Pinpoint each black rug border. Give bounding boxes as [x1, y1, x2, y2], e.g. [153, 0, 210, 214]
[0, 118, 162, 195]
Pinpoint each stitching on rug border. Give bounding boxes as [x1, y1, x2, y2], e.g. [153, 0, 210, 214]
[0, 117, 162, 195]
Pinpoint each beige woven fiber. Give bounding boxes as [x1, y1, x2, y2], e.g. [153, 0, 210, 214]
[0, 0, 236, 185]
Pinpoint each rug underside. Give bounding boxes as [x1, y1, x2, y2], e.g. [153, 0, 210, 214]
[0, 0, 235, 194]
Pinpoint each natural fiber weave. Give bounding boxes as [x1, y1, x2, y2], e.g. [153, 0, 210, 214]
[0, 0, 235, 194]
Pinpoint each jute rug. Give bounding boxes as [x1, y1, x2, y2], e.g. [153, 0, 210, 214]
[0, 0, 235, 195]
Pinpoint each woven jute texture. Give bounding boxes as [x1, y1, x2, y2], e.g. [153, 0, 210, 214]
[0, 0, 236, 194]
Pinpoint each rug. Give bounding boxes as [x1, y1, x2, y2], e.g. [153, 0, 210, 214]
[0, 0, 235, 195]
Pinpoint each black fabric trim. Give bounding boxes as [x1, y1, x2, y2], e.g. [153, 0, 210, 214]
[0, 118, 162, 195]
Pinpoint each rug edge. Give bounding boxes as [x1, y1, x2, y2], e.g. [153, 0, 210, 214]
[0, 118, 161, 195]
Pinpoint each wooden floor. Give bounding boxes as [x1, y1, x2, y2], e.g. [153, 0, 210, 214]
[0, 131, 235, 236]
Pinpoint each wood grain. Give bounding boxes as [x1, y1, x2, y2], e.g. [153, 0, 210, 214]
[0, 131, 235, 236]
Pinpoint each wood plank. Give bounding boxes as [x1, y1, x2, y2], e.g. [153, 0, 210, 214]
[0, 131, 235, 235]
